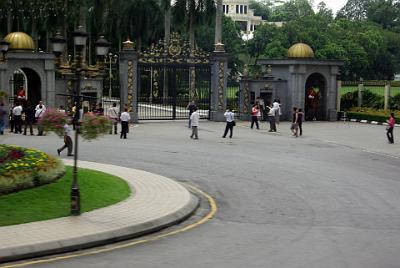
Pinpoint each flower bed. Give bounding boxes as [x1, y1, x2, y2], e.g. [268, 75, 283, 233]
[0, 144, 64, 195]
[344, 108, 400, 123]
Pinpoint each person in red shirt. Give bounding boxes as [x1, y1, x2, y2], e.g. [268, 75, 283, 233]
[386, 113, 395, 144]
[250, 104, 260, 129]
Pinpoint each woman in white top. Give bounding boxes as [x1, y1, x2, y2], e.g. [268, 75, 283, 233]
[35, 104, 46, 136]
[222, 108, 235, 138]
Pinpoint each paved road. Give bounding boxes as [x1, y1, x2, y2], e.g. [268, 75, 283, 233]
[2, 121, 400, 268]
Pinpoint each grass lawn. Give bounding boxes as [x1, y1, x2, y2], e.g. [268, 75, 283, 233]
[341, 86, 400, 97]
[0, 166, 131, 226]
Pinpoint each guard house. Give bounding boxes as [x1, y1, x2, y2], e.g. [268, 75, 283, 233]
[240, 43, 343, 121]
[0, 32, 56, 107]
[0, 32, 104, 109]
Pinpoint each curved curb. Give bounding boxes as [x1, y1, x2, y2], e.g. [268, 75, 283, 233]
[0, 160, 199, 263]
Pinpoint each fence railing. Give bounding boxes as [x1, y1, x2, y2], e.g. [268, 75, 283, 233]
[339, 80, 400, 111]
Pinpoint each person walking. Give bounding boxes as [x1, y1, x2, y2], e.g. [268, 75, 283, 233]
[0, 103, 6, 135]
[190, 107, 199, 139]
[290, 107, 299, 137]
[57, 123, 73, 156]
[22, 103, 35, 135]
[250, 104, 260, 129]
[267, 103, 277, 132]
[35, 103, 46, 136]
[273, 99, 282, 124]
[222, 108, 235, 138]
[386, 112, 395, 144]
[297, 108, 304, 136]
[12, 102, 23, 134]
[108, 102, 119, 134]
[120, 108, 130, 139]
[187, 100, 197, 128]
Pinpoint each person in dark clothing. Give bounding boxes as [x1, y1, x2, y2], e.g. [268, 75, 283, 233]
[23, 103, 35, 135]
[222, 108, 235, 138]
[8, 107, 14, 132]
[0, 103, 6, 135]
[297, 108, 304, 136]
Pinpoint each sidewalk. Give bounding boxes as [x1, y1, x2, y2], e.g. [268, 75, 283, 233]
[0, 160, 198, 263]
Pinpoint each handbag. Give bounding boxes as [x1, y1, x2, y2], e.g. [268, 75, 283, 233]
[232, 121, 236, 126]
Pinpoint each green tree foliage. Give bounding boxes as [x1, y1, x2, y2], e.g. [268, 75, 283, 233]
[249, 0, 272, 20]
[337, 0, 370, 21]
[270, 0, 314, 21]
[367, 0, 400, 30]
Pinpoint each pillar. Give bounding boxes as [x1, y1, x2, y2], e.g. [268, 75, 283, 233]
[337, 80, 342, 112]
[384, 82, 390, 111]
[210, 52, 228, 122]
[119, 40, 139, 123]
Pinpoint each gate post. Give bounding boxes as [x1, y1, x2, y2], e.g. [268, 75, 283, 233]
[210, 44, 228, 122]
[119, 40, 139, 123]
[384, 81, 390, 111]
[239, 65, 251, 121]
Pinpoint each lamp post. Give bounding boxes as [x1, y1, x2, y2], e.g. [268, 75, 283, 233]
[0, 39, 10, 61]
[52, 29, 109, 215]
[70, 26, 88, 216]
[106, 53, 118, 98]
[50, 32, 66, 66]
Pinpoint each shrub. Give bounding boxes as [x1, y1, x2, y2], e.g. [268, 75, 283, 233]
[0, 145, 65, 195]
[80, 113, 113, 140]
[38, 108, 70, 137]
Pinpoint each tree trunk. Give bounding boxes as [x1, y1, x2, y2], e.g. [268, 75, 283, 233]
[7, 10, 12, 33]
[189, 0, 195, 49]
[164, 5, 171, 43]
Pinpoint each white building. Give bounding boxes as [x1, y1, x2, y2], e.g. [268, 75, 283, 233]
[222, 0, 264, 40]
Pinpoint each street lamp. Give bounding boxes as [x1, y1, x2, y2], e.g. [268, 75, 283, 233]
[51, 29, 112, 215]
[71, 26, 88, 216]
[50, 32, 66, 66]
[106, 53, 118, 98]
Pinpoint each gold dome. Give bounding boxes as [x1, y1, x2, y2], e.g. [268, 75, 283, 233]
[4, 32, 35, 52]
[288, 43, 314, 58]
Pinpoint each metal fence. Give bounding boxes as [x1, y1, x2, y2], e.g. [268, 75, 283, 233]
[340, 80, 400, 110]
[227, 80, 240, 116]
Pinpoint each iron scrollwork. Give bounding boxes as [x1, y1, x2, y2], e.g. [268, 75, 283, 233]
[127, 60, 134, 112]
[217, 61, 224, 110]
[139, 32, 210, 65]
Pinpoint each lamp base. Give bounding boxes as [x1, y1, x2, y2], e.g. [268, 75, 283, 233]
[71, 186, 81, 216]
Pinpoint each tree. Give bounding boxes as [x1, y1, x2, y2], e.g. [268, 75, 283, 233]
[270, 0, 314, 21]
[337, 0, 370, 21]
[367, 0, 399, 30]
[316, 1, 333, 18]
[249, 0, 272, 20]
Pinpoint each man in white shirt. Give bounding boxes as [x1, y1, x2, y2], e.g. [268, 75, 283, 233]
[120, 108, 131, 139]
[108, 102, 119, 135]
[12, 103, 23, 134]
[35, 101, 46, 112]
[189, 107, 200, 139]
[57, 123, 73, 156]
[222, 108, 235, 138]
[272, 99, 281, 124]
[268, 104, 277, 132]
[35, 103, 46, 136]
